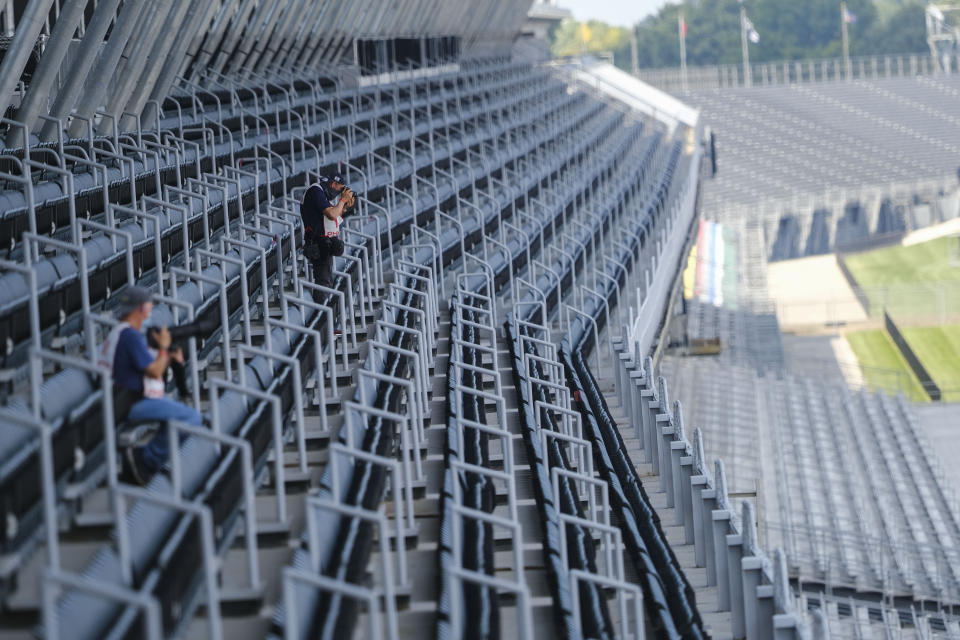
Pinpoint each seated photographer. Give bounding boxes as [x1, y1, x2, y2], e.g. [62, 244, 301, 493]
[98, 286, 204, 485]
[300, 172, 355, 298]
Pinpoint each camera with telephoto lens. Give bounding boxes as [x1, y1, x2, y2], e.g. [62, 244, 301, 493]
[146, 317, 219, 351]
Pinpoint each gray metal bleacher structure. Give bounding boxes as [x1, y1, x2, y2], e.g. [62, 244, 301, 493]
[687, 76, 960, 260]
[0, 1, 942, 639]
[650, 35, 960, 633]
[664, 206, 960, 635]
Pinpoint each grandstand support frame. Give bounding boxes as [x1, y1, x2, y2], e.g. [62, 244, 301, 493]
[927, 4, 960, 73]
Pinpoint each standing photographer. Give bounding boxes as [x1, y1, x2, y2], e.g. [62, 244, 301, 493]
[98, 286, 204, 485]
[300, 172, 355, 298]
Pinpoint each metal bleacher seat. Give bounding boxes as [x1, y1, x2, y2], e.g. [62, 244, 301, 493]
[659, 182, 960, 635]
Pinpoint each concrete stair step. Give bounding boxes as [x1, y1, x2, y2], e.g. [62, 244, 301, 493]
[181, 611, 273, 640]
[4, 539, 104, 614]
[71, 486, 115, 533]
[490, 597, 559, 635]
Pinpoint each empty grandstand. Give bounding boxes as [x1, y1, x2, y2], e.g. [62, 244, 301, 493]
[688, 76, 960, 260]
[658, 1, 960, 631]
[1, 0, 958, 639]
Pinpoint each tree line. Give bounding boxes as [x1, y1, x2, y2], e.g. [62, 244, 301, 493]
[551, 0, 930, 70]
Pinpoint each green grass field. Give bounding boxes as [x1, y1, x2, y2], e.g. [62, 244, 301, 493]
[843, 237, 960, 402]
[899, 325, 960, 402]
[845, 329, 929, 402]
[843, 237, 960, 320]
[844, 236, 959, 286]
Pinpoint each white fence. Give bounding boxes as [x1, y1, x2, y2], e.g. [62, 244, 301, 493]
[637, 53, 946, 94]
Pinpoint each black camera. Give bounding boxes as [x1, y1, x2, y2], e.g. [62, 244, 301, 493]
[340, 187, 358, 209]
[146, 317, 219, 351]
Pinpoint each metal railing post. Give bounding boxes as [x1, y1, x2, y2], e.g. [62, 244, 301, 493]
[23, 234, 94, 358]
[235, 344, 308, 473]
[166, 421, 261, 592]
[113, 485, 223, 640]
[44, 570, 162, 640]
[169, 266, 233, 380]
[208, 378, 288, 524]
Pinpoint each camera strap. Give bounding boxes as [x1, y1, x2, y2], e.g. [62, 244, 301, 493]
[97, 321, 131, 372]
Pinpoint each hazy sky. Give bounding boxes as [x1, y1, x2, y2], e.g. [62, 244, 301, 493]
[560, 0, 670, 27]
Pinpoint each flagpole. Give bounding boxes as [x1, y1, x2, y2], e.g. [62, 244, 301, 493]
[679, 13, 688, 92]
[631, 27, 639, 75]
[741, 5, 752, 88]
[841, 1, 852, 80]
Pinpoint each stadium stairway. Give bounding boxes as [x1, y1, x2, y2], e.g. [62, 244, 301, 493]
[269, 99, 674, 640]
[586, 368, 734, 638]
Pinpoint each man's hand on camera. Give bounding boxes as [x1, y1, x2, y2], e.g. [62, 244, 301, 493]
[155, 326, 172, 350]
[144, 327, 173, 379]
[169, 347, 184, 364]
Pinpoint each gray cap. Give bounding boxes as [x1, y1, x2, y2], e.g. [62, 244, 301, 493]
[116, 286, 154, 317]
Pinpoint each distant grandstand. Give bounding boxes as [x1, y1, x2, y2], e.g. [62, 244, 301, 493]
[664, 7, 960, 636]
[0, 0, 959, 639]
[689, 76, 960, 261]
[668, 182, 960, 637]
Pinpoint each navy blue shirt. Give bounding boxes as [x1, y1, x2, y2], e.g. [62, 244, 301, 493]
[113, 328, 153, 393]
[301, 184, 333, 234]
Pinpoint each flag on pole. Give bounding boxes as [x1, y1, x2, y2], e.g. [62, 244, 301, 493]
[679, 12, 689, 91]
[744, 16, 760, 43]
[743, 16, 760, 44]
[843, 7, 857, 23]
